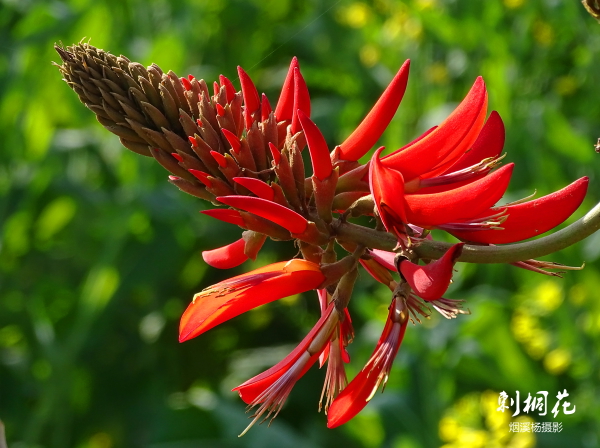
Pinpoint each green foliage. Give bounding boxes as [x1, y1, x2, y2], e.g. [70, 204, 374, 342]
[1, 0, 600, 447]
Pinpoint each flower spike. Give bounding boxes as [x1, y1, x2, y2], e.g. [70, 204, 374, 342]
[338, 60, 411, 162]
[179, 260, 325, 341]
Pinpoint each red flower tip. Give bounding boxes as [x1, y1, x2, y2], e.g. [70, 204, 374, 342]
[180, 76, 192, 91]
[202, 238, 249, 269]
[179, 260, 325, 342]
[219, 74, 236, 102]
[369, 147, 408, 232]
[196, 119, 203, 127]
[237, 66, 260, 128]
[290, 67, 311, 135]
[261, 93, 272, 122]
[216, 103, 226, 117]
[221, 128, 241, 153]
[188, 169, 212, 186]
[383, 76, 488, 181]
[233, 177, 275, 201]
[217, 195, 308, 234]
[275, 56, 300, 121]
[446, 110, 505, 173]
[399, 243, 464, 301]
[233, 302, 336, 435]
[188, 136, 198, 147]
[338, 59, 411, 162]
[297, 110, 332, 180]
[213, 81, 219, 97]
[188, 74, 195, 81]
[171, 152, 183, 162]
[404, 163, 514, 228]
[449, 176, 589, 244]
[168, 175, 180, 181]
[268, 142, 281, 166]
[201, 209, 245, 227]
[210, 150, 227, 168]
[327, 298, 408, 428]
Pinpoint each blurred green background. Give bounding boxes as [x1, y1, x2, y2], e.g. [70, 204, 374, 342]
[1, 0, 600, 447]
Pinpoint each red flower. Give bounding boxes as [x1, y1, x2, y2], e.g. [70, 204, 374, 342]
[327, 297, 409, 428]
[233, 303, 338, 436]
[398, 243, 464, 301]
[179, 259, 325, 342]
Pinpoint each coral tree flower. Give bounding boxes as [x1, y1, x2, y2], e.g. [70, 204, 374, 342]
[179, 260, 324, 342]
[327, 297, 409, 428]
[56, 43, 591, 434]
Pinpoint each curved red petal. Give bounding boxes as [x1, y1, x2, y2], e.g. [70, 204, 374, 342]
[382, 77, 488, 181]
[405, 163, 514, 227]
[274, 57, 299, 121]
[202, 238, 248, 269]
[449, 177, 589, 244]
[399, 243, 463, 301]
[219, 74, 236, 103]
[444, 110, 505, 173]
[233, 177, 275, 201]
[298, 110, 332, 180]
[290, 67, 311, 135]
[234, 302, 334, 404]
[179, 260, 324, 342]
[201, 209, 245, 226]
[327, 309, 407, 428]
[237, 66, 260, 128]
[369, 147, 407, 229]
[221, 128, 241, 153]
[217, 195, 308, 234]
[261, 93, 272, 122]
[338, 60, 410, 161]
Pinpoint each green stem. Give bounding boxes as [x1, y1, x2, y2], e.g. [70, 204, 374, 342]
[335, 201, 600, 264]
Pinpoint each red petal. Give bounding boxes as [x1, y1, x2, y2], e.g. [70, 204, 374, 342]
[189, 169, 212, 186]
[327, 305, 407, 428]
[233, 177, 275, 201]
[298, 110, 332, 180]
[269, 142, 281, 166]
[221, 128, 241, 153]
[404, 163, 514, 228]
[399, 243, 464, 301]
[237, 66, 260, 128]
[338, 60, 410, 161]
[290, 67, 311, 135]
[444, 110, 505, 173]
[369, 147, 407, 230]
[202, 238, 248, 269]
[201, 209, 245, 226]
[210, 150, 227, 168]
[234, 302, 334, 404]
[180, 76, 192, 91]
[179, 260, 325, 341]
[449, 177, 589, 244]
[217, 195, 308, 234]
[382, 77, 488, 181]
[261, 93, 272, 122]
[219, 74, 236, 103]
[274, 57, 299, 122]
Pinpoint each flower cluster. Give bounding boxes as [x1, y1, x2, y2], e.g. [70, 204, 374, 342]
[55, 42, 589, 433]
